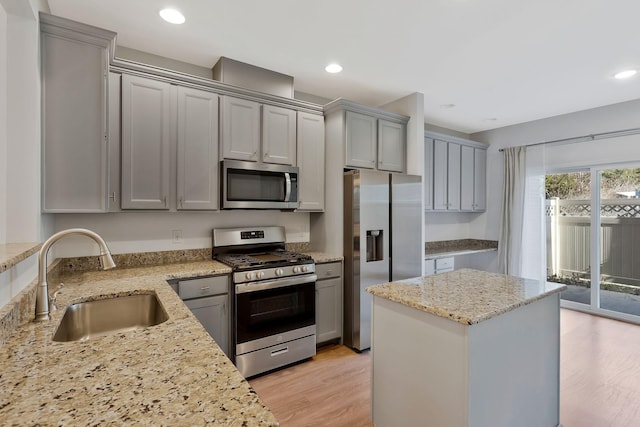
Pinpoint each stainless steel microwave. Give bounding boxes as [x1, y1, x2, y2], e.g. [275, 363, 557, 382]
[221, 159, 299, 210]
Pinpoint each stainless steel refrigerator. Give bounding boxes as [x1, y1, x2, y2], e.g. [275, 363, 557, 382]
[343, 169, 422, 351]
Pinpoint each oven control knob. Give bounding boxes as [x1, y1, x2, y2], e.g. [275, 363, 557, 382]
[245, 272, 255, 281]
[293, 266, 300, 274]
[301, 265, 308, 273]
[257, 271, 265, 279]
[275, 268, 284, 277]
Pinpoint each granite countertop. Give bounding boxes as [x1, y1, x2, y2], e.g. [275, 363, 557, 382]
[303, 252, 344, 264]
[0, 260, 279, 426]
[0, 243, 41, 273]
[366, 268, 566, 325]
[425, 239, 498, 259]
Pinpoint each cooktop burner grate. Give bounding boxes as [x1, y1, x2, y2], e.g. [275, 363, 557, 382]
[215, 250, 312, 270]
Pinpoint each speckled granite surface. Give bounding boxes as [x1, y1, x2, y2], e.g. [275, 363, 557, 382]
[0, 260, 278, 426]
[366, 268, 565, 325]
[0, 243, 41, 273]
[303, 252, 344, 264]
[425, 239, 498, 259]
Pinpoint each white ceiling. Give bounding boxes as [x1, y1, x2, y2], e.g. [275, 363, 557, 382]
[47, 0, 640, 134]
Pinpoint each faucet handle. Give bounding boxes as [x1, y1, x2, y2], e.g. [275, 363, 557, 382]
[49, 282, 64, 311]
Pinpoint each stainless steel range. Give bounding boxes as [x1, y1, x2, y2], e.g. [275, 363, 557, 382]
[212, 226, 316, 378]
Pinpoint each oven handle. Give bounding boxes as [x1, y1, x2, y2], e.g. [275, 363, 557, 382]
[284, 172, 292, 202]
[235, 274, 317, 294]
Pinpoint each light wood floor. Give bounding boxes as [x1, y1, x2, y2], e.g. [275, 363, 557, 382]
[250, 309, 640, 427]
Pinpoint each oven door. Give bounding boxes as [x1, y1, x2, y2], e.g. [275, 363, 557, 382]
[222, 159, 299, 210]
[235, 274, 316, 348]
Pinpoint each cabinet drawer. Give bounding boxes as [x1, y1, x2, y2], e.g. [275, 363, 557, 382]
[435, 257, 454, 270]
[178, 275, 229, 300]
[315, 262, 342, 280]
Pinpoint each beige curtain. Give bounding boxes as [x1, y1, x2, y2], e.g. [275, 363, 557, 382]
[498, 146, 526, 275]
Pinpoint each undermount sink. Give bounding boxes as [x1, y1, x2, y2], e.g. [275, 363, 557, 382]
[52, 293, 169, 342]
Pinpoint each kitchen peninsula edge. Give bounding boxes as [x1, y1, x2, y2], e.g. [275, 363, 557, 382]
[366, 269, 566, 427]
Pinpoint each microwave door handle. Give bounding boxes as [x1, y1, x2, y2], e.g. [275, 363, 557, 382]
[284, 172, 292, 202]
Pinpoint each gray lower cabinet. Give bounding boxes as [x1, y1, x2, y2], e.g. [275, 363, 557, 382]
[40, 13, 116, 212]
[175, 275, 231, 359]
[315, 261, 343, 344]
[296, 112, 325, 211]
[176, 87, 219, 210]
[121, 74, 172, 209]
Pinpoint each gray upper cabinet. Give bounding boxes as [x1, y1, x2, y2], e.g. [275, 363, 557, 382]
[108, 72, 121, 212]
[447, 142, 461, 210]
[297, 112, 325, 211]
[330, 100, 408, 173]
[473, 148, 487, 211]
[177, 87, 220, 210]
[220, 96, 260, 162]
[262, 105, 296, 165]
[345, 111, 377, 169]
[40, 13, 116, 213]
[433, 139, 449, 211]
[121, 74, 172, 210]
[377, 119, 405, 172]
[424, 137, 434, 211]
[426, 132, 487, 213]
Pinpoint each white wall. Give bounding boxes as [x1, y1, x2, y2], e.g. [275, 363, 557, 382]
[53, 211, 310, 257]
[470, 98, 640, 248]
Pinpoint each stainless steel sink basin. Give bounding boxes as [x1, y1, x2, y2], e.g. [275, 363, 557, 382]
[52, 293, 169, 342]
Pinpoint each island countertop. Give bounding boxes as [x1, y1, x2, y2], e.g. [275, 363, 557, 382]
[366, 268, 566, 325]
[0, 260, 279, 426]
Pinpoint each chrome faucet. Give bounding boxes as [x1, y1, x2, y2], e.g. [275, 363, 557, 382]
[35, 228, 116, 322]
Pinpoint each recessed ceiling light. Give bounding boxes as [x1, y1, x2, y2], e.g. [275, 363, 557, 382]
[614, 69, 637, 79]
[159, 8, 185, 24]
[325, 63, 343, 74]
[483, 118, 498, 122]
[440, 103, 456, 109]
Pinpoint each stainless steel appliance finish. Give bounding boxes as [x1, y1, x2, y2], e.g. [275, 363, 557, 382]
[213, 226, 316, 378]
[52, 294, 168, 342]
[221, 160, 299, 210]
[343, 170, 422, 351]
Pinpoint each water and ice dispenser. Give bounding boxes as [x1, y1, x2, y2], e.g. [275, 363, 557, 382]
[366, 230, 384, 262]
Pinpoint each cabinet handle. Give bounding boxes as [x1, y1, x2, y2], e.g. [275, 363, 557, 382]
[222, 302, 226, 315]
[179, 197, 183, 208]
[109, 192, 116, 201]
[200, 286, 211, 291]
[163, 195, 167, 206]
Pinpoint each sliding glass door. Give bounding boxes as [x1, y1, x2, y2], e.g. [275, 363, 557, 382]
[546, 167, 640, 322]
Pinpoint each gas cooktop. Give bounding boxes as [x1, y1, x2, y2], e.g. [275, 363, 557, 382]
[215, 249, 312, 271]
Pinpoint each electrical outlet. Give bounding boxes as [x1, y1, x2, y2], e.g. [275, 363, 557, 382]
[172, 229, 182, 243]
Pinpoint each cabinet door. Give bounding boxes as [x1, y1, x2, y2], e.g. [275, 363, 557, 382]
[316, 277, 342, 344]
[432, 139, 449, 210]
[447, 142, 461, 210]
[41, 30, 109, 212]
[460, 145, 474, 211]
[220, 96, 260, 161]
[377, 119, 405, 172]
[345, 111, 377, 169]
[262, 105, 296, 165]
[473, 148, 487, 211]
[177, 87, 219, 210]
[185, 294, 230, 359]
[121, 75, 172, 209]
[297, 112, 325, 211]
[424, 137, 434, 211]
[108, 72, 121, 212]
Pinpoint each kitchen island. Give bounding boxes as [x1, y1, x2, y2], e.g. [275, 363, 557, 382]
[0, 260, 279, 426]
[367, 268, 566, 427]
